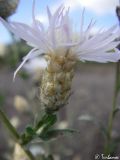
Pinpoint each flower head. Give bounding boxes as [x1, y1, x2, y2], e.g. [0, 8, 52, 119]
[1, 0, 120, 111]
[0, 0, 120, 78]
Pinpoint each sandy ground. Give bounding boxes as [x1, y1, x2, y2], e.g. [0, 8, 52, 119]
[0, 63, 120, 160]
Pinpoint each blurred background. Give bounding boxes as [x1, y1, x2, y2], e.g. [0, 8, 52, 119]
[0, 0, 120, 160]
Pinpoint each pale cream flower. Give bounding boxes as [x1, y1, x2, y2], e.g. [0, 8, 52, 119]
[0, 43, 6, 56]
[13, 95, 29, 112]
[1, 0, 120, 111]
[13, 143, 28, 160]
[10, 116, 20, 128]
[58, 120, 68, 129]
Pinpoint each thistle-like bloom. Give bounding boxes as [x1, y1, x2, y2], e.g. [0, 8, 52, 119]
[1, 1, 120, 112]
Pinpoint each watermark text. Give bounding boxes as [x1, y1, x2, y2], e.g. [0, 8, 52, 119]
[95, 154, 119, 160]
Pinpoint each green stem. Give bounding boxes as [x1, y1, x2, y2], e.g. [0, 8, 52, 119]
[21, 113, 56, 146]
[104, 62, 120, 155]
[0, 109, 19, 140]
[0, 109, 35, 160]
[23, 148, 36, 160]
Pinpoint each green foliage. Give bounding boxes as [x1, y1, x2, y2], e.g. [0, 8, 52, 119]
[0, 93, 5, 106]
[21, 114, 57, 145]
[39, 128, 80, 141]
[39, 155, 54, 160]
[26, 126, 35, 135]
[35, 114, 57, 132]
[113, 107, 120, 118]
[2, 41, 31, 68]
[19, 71, 30, 80]
[21, 112, 80, 146]
[108, 141, 118, 155]
[104, 138, 120, 155]
[20, 125, 36, 145]
[115, 62, 120, 94]
[47, 155, 54, 160]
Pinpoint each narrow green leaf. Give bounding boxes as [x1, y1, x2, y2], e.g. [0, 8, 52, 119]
[19, 71, 29, 80]
[47, 155, 54, 160]
[108, 140, 119, 155]
[40, 128, 80, 141]
[26, 126, 35, 135]
[113, 107, 120, 118]
[39, 155, 54, 160]
[20, 126, 36, 145]
[0, 93, 5, 106]
[35, 113, 57, 131]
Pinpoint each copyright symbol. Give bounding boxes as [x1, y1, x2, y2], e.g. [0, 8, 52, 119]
[95, 154, 100, 159]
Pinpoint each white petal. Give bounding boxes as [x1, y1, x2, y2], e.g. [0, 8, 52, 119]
[77, 41, 120, 56]
[61, 9, 72, 43]
[49, 5, 64, 47]
[84, 19, 96, 40]
[13, 48, 37, 81]
[47, 6, 52, 24]
[0, 18, 43, 48]
[77, 28, 119, 52]
[23, 49, 44, 60]
[80, 8, 85, 37]
[80, 51, 120, 63]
